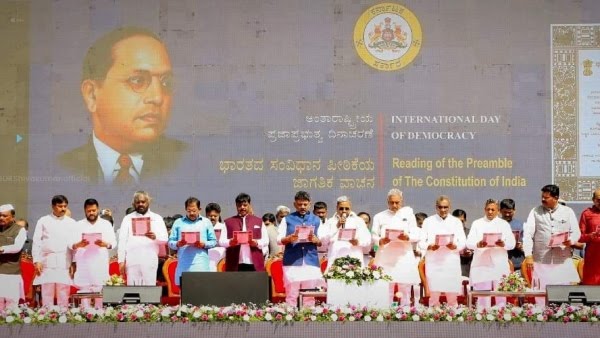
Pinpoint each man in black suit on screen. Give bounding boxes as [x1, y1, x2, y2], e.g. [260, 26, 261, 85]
[59, 26, 187, 185]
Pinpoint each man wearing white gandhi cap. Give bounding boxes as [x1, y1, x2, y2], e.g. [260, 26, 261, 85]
[0, 204, 27, 309]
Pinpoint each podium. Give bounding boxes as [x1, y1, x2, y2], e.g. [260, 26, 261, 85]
[327, 280, 390, 308]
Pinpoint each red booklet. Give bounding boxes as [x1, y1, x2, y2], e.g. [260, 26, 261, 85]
[181, 231, 199, 243]
[132, 217, 151, 236]
[234, 231, 252, 244]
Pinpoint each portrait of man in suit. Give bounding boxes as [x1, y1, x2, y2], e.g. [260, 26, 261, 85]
[58, 26, 187, 185]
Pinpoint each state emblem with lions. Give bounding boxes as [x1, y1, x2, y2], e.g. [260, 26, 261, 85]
[354, 3, 422, 71]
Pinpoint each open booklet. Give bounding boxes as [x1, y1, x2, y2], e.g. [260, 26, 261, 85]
[233, 231, 252, 244]
[82, 233, 102, 247]
[295, 225, 314, 243]
[181, 231, 200, 243]
[131, 217, 151, 236]
[435, 233, 454, 246]
[548, 231, 569, 247]
[385, 229, 405, 241]
[482, 232, 502, 247]
[337, 228, 356, 241]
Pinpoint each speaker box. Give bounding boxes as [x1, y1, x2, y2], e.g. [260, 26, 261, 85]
[546, 285, 600, 305]
[102, 286, 162, 305]
[181, 272, 269, 306]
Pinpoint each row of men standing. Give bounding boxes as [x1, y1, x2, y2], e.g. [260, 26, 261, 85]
[2, 184, 599, 309]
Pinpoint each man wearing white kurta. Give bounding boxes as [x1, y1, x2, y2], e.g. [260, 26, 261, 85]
[0, 204, 26, 310]
[372, 189, 421, 306]
[523, 184, 581, 305]
[321, 196, 371, 269]
[71, 199, 117, 308]
[32, 195, 77, 307]
[419, 195, 466, 307]
[466, 199, 515, 309]
[118, 191, 168, 285]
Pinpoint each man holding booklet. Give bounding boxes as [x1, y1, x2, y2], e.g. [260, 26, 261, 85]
[523, 184, 580, 305]
[371, 189, 421, 306]
[465, 199, 515, 309]
[220, 193, 268, 271]
[117, 191, 168, 285]
[71, 199, 116, 308]
[321, 196, 371, 269]
[419, 195, 466, 307]
[168, 197, 217, 285]
[278, 191, 325, 307]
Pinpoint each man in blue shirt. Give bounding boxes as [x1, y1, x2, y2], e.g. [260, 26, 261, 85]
[168, 197, 217, 286]
[278, 191, 325, 307]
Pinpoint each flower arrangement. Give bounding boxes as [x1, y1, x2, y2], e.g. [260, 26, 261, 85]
[497, 272, 527, 292]
[105, 274, 125, 286]
[324, 256, 391, 286]
[0, 303, 600, 325]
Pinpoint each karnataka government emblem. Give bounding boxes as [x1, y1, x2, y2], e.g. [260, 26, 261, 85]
[354, 2, 422, 71]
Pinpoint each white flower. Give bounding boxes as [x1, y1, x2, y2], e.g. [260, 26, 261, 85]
[330, 314, 338, 321]
[265, 313, 273, 321]
[412, 314, 420, 321]
[395, 313, 402, 319]
[342, 307, 352, 314]
[486, 314, 494, 321]
[346, 271, 355, 278]
[74, 314, 82, 321]
[364, 315, 372, 322]
[70, 307, 81, 314]
[285, 314, 293, 321]
[310, 315, 317, 321]
[161, 308, 171, 317]
[503, 313, 512, 321]
[5, 316, 14, 323]
[555, 310, 564, 317]
[349, 316, 356, 321]
[475, 314, 482, 321]
[521, 317, 527, 322]
[591, 317, 598, 322]
[376, 315, 384, 322]
[446, 315, 453, 321]
[537, 314, 544, 322]
[457, 316, 464, 322]
[136, 310, 144, 318]
[58, 315, 67, 323]
[179, 305, 189, 313]
[373, 271, 381, 279]
[23, 317, 31, 324]
[37, 315, 44, 321]
[243, 315, 250, 321]
[11, 308, 21, 316]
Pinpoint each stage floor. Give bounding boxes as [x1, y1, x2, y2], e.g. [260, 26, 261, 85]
[0, 322, 598, 338]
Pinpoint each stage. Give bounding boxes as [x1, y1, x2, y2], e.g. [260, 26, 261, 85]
[0, 303, 599, 338]
[0, 322, 598, 338]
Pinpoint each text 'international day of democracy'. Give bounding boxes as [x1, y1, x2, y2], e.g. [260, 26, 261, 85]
[389, 115, 501, 140]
